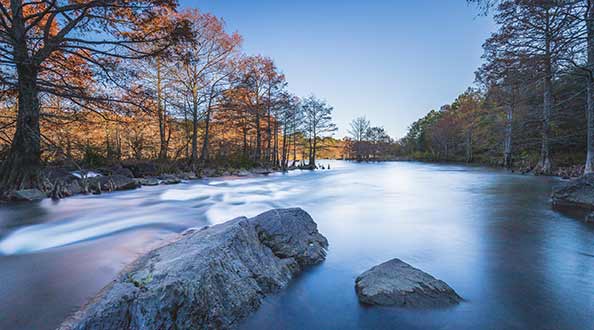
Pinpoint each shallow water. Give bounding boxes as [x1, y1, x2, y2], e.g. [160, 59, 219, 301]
[0, 161, 593, 330]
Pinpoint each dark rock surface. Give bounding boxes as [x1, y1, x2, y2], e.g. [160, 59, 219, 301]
[136, 177, 160, 186]
[87, 175, 140, 194]
[8, 189, 46, 201]
[41, 167, 84, 198]
[158, 174, 182, 185]
[355, 258, 462, 308]
[552, 174, 594, 210]
[58, 208, 328, 330]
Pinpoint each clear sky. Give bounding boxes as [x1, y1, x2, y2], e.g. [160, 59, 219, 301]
[184, 0, 494, 138]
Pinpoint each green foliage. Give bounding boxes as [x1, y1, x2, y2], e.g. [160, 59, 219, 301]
[127, 273, 153, 289]
[82, 144, 107, 168]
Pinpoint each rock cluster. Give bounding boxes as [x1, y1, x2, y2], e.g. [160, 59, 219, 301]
[552, 173, 594, 211]
[58, 208, 328, 330]
[554, 165, 584, 179]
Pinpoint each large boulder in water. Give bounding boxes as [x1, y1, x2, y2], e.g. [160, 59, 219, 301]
[552, 174, 594, 210]
[355, 258, 462, 308]
[57, 208, 328, 330]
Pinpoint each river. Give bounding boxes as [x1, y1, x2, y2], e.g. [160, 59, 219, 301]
[0, 161, 592, 330]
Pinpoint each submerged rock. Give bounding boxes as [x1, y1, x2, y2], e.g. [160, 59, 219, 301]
[9, 189, 46, 202]
[552, 174, 594, 210]
[58, 208, 328, 330]
[355, 258, 462, 308]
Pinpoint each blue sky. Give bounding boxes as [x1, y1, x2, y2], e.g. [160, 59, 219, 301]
[184, 0, 494, 138]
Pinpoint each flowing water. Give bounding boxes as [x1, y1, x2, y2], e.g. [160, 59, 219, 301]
[0, 161, 593, 330]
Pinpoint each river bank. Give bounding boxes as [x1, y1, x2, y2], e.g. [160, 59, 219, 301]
[0, 160, 333, 203]
[383, 156, 585, 179]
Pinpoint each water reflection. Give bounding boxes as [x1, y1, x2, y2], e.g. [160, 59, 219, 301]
[0, 161, 592, 330]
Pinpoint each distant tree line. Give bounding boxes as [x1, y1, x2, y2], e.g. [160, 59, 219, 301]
[344, 116, 400, 161]
[0, 3, 337, 193]
[399, 0, 594, 175]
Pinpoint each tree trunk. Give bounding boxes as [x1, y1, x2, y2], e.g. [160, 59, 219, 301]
[190, 94, 199, 170]
[266, 98, 272, 164]
[157, 58, 168, 161]
[242, 123, 248, 158]
[309, 128, 317, 169]
[503, 95, 513, 170]
[200, 93, 214, 166]
[465, 130, 473, 163]
[273, 120, 279, 167]
[292, 132, 297, 166]
[281, 118, 288, 170]
[540, 60, 553, 174]
[538, 15, 553, 175]
[184, 102, 190, 160]
[255, 111, 261, 162]
[0, 65, 41, 192]
[585, 1, 594, 175]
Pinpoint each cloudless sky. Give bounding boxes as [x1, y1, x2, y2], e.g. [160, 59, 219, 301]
[184, 0, 494, 138]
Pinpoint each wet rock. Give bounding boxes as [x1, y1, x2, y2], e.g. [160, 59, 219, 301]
[9, 189, 46, 202]
[586, 212, 594, 223]
[237, 169, 251, 177]
[87, 175, 140, 193]
[178, 172, 198, 180]
[552, 174, 594, 211]
[137, 178, 159, 186]
[52, 179, 83, 198]
[57, 208, 328, 330]
[355, 258, 462, 308]
[161, 178, 181, 185]
[41, 167, 83, 198]
[158, 174, 182, 185]
[252, 168, 272, 175]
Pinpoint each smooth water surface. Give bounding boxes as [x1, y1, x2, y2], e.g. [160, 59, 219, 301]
[0, 161, 593, 330]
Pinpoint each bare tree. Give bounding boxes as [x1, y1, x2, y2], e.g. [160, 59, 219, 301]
[348, 116, 370, 160]
[301, 95, 337, 168]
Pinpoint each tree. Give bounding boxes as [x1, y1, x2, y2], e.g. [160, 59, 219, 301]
[301, 95, 336, 168]
[0, 0, 189, 192]
[471, 0, 582, 173]
[170, 9, 240, 170]
[348, 116, 370, 160]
